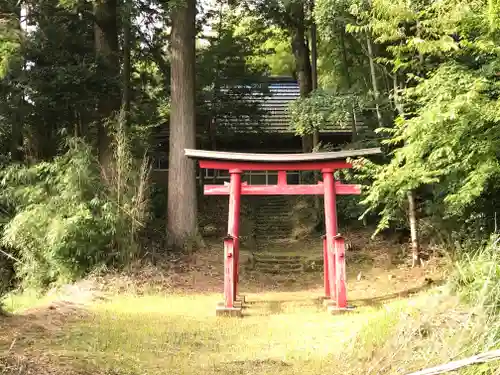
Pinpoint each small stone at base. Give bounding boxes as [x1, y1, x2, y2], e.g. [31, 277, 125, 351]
[215, 306, 243, 317]
[328, 305, 356, 315]
[322, 299, 336, 307]
[216, 301, 243, 308]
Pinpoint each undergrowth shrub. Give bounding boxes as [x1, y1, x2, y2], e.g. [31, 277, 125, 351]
[449, 235, 500, 369]
[451, 235, 500, 311]
[0, 126, 150, 289]
[338, 236, 500, 375]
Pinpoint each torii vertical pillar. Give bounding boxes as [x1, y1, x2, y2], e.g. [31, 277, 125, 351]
[323, 168, 349, 312]
[216, 169, 244, 316]
[322, 169, 337, 302]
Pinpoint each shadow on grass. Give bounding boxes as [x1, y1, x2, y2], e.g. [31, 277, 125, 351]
[245, 280, 440, 314]
[242, 296, 326, 317]
[350, 279, 445, 308]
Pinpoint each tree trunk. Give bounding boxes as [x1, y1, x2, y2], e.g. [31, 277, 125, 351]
[310, 0, 320, 149]
[407, 190, 420, 267]
[93, 0, 120, 169]
[310, 0, 318, 92]
[393, 74, 421, 267]
[290, 14, 312, 96]
[121, 0, 132, 127]
[393, 74, 404, 115]
[10, 2, 23, 162]
[208, 2, 223, 156]
[339, 24, 357, 142]
[168, 0, 198, 248]
[11, 93, 24, 162]
[309, 1, 321, 216]
[289, 1, 313, 153]
[366, 34, 383, 128]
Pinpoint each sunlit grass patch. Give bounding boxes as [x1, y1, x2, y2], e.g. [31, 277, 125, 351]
[4, 289, 478, 375]
[346, 300, 409, 362]
[22, 291, 386, 374]
[1, 289, 55, 313]
[0, 251, 451, 375]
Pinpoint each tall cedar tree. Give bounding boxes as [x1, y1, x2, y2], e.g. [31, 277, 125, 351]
[289, 1, 313, 152]
[168, 0, 198, 247]
[93, 0, 120, 168]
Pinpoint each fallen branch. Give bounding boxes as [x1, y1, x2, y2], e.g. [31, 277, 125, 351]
[406, 349, 500, 375]
[0, 248, 22, 263]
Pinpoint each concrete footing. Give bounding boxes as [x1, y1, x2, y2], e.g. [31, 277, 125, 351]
[215, 305, 243, 317]
[217, 300, 243, 308]
[322, 298, 336, 307]
[327, 305, 356, 315]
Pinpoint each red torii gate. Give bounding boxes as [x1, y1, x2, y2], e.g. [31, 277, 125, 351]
[185, 148, 381, 316]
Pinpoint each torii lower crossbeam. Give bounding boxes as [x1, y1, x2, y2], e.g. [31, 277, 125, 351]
[185, 148, 381, 316]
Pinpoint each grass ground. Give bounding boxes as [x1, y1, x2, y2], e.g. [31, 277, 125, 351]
[0, 234, 476, 375]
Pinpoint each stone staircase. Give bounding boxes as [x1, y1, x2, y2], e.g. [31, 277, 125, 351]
[244, 196, 324, 274]
[250, 252, 323, 274]
[252, 253, 303, 274]
[254, 196, 292, 241]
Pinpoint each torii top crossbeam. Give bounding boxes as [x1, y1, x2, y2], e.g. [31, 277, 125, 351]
[185, 148, 381, 163]
[185, 148, 381, 196]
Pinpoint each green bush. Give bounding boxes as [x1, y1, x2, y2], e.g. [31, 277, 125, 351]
[450, 235, 500, 311]
[446, 235, 500, 372]
[0, 133, 150, 289]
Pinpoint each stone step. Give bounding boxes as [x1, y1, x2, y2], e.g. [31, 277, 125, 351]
[255, 223, 292, 231]
[255, 216, 290, 222]
[253, 257, 302, 265]
[255, 216, 291, 221]
[255, 222, 290, 227]
[248, 249, 324, 273]
[255, 218, 290, 223]
[254, 259, 303, 267]
[253, 253, 303, 261]
[256, 212, 289, 216]
[256, 208, 288, 212]
[255, 225, 292, 232]
[255, 214, 291, 221]
[254, 197, 293, 239]
[253, 263, 304, 273]
[257, 202, 289, 207]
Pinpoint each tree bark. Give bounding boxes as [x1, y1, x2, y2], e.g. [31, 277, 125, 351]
[339, 24, 357, 142]
[309, 0, 321, 216]
[93, 0, 120, 168]
[121, 0, 132, 127]
[366, 34, 383, 128]
[393, 74, 404, 115]
[168, 0, 198, 248]
[289, 1, 313, 153]
[290, 8, 312, 97]
[407, 190, 420, 267]
[208, 1, 224, 156]
[310, 0, 318, 92]
[393, 74, 421, 267]
[10, 2, 23, 161]
[11, 86, 24, 163]
[310, 0, 319, 149]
